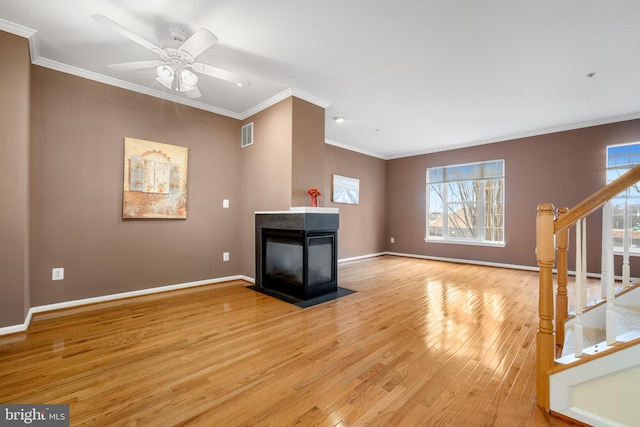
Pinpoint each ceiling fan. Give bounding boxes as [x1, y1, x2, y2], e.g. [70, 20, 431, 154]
[92, 14, 249, 99]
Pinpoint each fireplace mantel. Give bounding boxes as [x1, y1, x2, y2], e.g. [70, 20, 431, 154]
[255, 206, 339, 214]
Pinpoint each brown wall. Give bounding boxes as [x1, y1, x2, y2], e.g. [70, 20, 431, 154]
[291, 97, 326, 207]
[239, 98, 294, 277]
[387, 120, 640, 275]
[325, 145, 388, 259]
[0, 32, 31, 326]
[29, 66, 243, 306]
[238, 97, 338, 277]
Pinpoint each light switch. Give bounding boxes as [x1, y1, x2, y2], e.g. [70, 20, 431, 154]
[223, 199, 229, 208]
[52, 268, 64, 281]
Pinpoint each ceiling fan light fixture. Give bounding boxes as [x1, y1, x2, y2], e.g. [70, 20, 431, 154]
[180, 68, 198, 89]
[156, 65, 199, 92]
[156, 64, 174, 80]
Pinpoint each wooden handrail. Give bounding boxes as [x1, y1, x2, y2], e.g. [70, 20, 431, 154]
[555, 163, 640, 233]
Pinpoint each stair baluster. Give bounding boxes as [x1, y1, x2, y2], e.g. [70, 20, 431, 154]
[574, 218, 585, 357]
[603, 201, 617, 346]
[622, 194, 631, 288]
[555, 208, 569, 355]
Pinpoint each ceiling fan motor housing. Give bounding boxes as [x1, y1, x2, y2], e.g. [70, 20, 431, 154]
[169, 27, 189, 43]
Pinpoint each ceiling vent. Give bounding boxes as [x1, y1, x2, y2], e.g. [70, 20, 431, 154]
[241, 122, 254, 148]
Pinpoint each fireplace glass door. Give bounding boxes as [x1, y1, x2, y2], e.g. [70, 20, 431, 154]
[264, 230, 304, 289]
[308, 234, 334, 287]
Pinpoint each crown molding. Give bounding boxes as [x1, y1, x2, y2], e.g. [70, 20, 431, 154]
[382, 111, 640, 160]
[27, 54, 328, 123]
[32, 56, 244, 119]
[324, 139, 387, 160]
[0, 18, 36, 38]
[239, 88, 330, 120]
[0, 18, 39, 62]
[290, 88, 330, 109]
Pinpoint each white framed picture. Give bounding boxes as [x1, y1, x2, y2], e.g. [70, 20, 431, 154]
[333, 174, 359, 204]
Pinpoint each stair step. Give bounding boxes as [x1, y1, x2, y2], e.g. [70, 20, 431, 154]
[560, 304, 640, 360]
[618, 329, 640, 342]
[617, 305, 640, 334]
[561, 326, 606, 358]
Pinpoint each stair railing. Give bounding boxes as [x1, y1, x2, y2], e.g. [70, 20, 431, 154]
[535, 163, 640, 411]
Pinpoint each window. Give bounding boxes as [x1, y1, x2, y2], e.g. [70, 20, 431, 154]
[426, 160, 505, 245]
[607, 143, 640, 253]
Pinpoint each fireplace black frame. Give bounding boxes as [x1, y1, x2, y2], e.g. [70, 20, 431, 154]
[255, 210, 339, 301]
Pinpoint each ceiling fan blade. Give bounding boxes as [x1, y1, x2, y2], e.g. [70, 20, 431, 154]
[178, 28, 218, 58]
[191, 62, 250, 87]
[92, 14, 163, 55]
[109, 60, 166, 72]
[185, 86, 201, 99]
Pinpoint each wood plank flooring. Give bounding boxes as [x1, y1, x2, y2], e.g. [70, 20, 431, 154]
[0, 256, 579, 426]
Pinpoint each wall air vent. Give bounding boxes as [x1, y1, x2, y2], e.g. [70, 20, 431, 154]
[241, 122, 254, 148]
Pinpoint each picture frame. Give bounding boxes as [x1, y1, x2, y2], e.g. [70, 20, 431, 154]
[332, 174, 359, 204]
[122, 137, 189, 219]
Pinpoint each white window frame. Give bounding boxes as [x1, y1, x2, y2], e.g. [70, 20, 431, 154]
[606, 142, 640, 256]
[425, 159, 505, 247]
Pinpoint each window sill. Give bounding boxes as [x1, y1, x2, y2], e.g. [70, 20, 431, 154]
[424, 238, 506, 248]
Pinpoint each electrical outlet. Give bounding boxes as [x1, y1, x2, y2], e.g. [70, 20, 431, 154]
[390, 237, 395, 243]
[52, 267, 64, 281]
[223, 252, 230, 261]
[223, 199, 229, 208]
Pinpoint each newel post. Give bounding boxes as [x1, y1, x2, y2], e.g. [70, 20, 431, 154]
[536, 203, 556, 411]
[555, 208, 569, 356]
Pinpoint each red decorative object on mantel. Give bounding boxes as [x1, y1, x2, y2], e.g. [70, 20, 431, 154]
[307, 187, 322, 207]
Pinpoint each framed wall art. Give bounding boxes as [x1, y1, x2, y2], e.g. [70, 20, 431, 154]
[122, 137, 189, 219]
[332, 174, 359, 205]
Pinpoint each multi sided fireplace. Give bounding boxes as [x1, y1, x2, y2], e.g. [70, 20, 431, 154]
[255, 208, 339, 300]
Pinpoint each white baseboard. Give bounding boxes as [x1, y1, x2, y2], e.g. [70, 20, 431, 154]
[338, 252, 386, 263]
[384, 251, 540, 272]
[0, 275, 252, 336]
[384, 252, 621, 280]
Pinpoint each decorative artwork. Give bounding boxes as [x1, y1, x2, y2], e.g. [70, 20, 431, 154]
[123, 137, 188, 219]
[332, 174, 360, 205]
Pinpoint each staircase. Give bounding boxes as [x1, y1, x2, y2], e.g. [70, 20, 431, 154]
[536, 164, 640, 427]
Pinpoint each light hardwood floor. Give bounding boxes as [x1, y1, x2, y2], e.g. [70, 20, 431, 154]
[0, 256, 579, 426]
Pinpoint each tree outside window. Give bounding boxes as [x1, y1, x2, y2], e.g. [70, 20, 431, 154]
[426, 160, 504, 245]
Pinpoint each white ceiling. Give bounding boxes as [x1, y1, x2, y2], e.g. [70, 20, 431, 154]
[2, 0, 640, 159]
